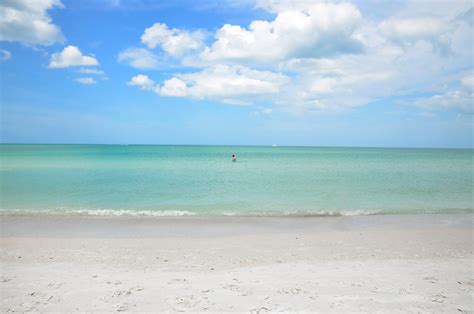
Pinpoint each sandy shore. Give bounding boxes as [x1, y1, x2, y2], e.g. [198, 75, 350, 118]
[1, 214, 473, 312]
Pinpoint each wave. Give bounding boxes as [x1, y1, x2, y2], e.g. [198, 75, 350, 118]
[0, 208, 196, 217]
[222, 209, 384, 217]
[1, 207, 472, 217]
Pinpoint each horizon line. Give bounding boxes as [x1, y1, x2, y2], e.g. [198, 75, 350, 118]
[0, 143, 472, 150]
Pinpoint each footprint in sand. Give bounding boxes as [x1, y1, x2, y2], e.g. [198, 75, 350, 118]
[46, 282, 65, 289]
[112, 290, 132, 298]
[106, 281, 122, 285]
[117, 303, 136, 312]
[1, 276, 11, 282]
[101, 286, 143, 303]
[423, 276, 438, 283]
[25, 291, 61, 306]
[457, 280, 474, 292]
[277, 288, 305, 295]
[250, 306, 271, 313]
[430, 293, 447, 303]
[465, 279, 474, 286]
[309, 294, 318, 300]
[168, 278, 189, 284]
[45, 295, 61, 304]
[222, 284, 241, 292]
[172, 294, 207, 310]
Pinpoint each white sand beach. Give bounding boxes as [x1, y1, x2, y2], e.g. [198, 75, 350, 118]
[1, 214, 473, 312]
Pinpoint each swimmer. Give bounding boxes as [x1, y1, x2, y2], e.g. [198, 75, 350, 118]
[231, 154, 237, 162]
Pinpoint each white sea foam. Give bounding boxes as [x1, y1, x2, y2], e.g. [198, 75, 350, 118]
[0, 208, 196, 217]
[1, 208, 384, 217]
[222, 209, 384, 217]
[1, 207, 470, 217]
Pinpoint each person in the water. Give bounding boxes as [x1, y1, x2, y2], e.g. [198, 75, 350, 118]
[231, 154, 237, 162]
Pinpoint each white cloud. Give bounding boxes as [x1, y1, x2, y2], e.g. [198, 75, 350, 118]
[461, 73, 474, 88]
[126, 0, 473, 114]
[375, 0, 473, 55]
[268, 2, 474, 113]
[200, 2, 363, 63]
[74, 77, 96, 85]
[128, 65, 289, 104]
[160, 77, 188, 97]
[163, 65, 288, 101]
[0, 49, 11, 61]
[274, 48, 398, 112]
[0, 0, 65, 46]
[387, 0, 472, 21]
[49, 45, 99, 68]
[409, 72, 474, 113]
[127, 74, 158, 92]
[379, 17, 453, 54]
[380, 17, 447, 41]
[141, 23, 204, 57]
[412, 90, 473, 112]
[117, 47, 160, 69]
[380, 17, 446, 42]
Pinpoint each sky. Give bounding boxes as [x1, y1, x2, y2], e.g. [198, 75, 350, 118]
[0, 0, 473, 148]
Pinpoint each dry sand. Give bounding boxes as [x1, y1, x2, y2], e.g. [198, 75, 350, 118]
[0, 214, 473, 312]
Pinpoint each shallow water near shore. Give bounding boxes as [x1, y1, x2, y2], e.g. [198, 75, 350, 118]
[0, 144, 472, 216]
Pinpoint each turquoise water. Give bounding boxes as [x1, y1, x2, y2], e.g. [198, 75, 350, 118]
[0, 144, 472, 216]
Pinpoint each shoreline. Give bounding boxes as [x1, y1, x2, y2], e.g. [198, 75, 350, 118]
[1, 212, 472, 238]
[0, 207, 472, 218]
[1, 213, 473, 312]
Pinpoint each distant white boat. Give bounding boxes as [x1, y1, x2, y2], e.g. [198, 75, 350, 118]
[272, 144, 278, 147]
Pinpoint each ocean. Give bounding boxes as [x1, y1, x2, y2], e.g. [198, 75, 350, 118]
[0, 144, 472, 216]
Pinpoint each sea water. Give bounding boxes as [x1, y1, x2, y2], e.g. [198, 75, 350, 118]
[0, 144, 472, 216]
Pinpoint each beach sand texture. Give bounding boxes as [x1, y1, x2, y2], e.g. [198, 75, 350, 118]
[1, 214, 473, 312]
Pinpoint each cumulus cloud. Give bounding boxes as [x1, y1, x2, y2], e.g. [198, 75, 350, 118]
[0, 0, 65, 46]
[127, 74, 158, 92]
[167, 65, 288, 99]
[128, 65, 289, 104]
[379, 17, 453, 54]
[0, 49, 11, 61]
[380, 17, 446, 41]
[117, 47, 160, 69]
[126, 0, 473, 114]
[200, 2, 363, 63]
[49, 45, 99, 68]
[160, 77, 188, 97]
[74, 77, 96, 85]
[141, 23, 204, 57]
[274, 47, 400, 112]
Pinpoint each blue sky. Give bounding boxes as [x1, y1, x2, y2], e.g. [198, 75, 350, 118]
[0, 0, 472, 148]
